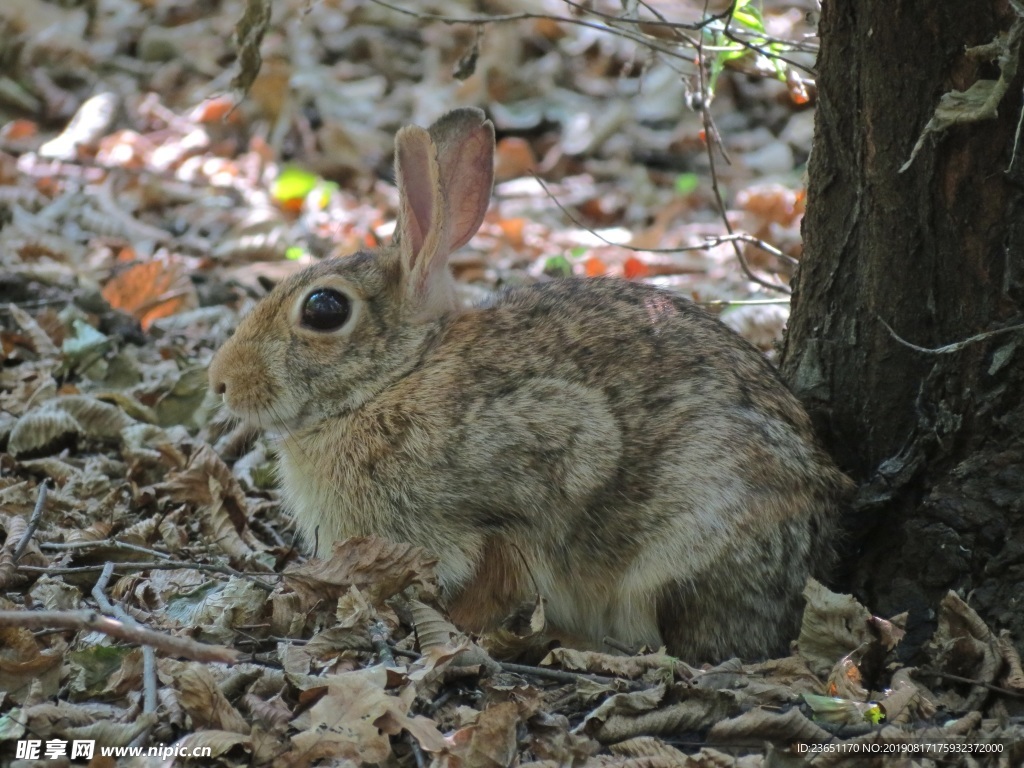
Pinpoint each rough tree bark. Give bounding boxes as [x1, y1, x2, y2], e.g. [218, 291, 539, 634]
[781, 0, 1024, 652]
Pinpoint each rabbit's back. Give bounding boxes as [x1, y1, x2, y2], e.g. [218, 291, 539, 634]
[279, 277, 848, 661]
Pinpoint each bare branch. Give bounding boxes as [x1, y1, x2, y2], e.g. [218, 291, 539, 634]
[12, 480, 48, 564]
[0, 609, 240, 664]
[879, 317, 1024, 355]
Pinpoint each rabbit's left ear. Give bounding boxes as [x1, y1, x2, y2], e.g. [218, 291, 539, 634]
[429, 108, 494, 253]
[394, 110, 493, 319]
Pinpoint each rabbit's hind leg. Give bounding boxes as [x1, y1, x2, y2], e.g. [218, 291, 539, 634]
[446, 536, 531, 633]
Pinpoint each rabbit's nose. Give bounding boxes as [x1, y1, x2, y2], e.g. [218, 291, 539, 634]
[213, 380, 226, 395]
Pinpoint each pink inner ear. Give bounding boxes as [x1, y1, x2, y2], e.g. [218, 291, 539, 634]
[442, 125, 494, 253]
[397, 139, 434, 265]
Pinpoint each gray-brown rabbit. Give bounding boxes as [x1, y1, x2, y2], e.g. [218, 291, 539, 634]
[208, 108, 852, 662]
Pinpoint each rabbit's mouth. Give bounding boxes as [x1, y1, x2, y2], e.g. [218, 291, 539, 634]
[217, 396, 308, 437]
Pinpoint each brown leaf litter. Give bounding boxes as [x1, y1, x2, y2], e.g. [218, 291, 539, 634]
[1, 0, 1022, 764]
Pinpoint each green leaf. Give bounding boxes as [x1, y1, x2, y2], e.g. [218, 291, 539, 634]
[543, 255, 573, 277]
[309, 180, 339, 207]
[569, 246, 588, 259]
[285, 246, 307, 260]
[271, 165, 320, 202]
[768, 42, 789, 80]
[732, 0, 765, 33]
[675, 173, 700, 195]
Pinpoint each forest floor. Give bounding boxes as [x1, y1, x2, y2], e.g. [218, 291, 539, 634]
[0, 0, 1021, 765]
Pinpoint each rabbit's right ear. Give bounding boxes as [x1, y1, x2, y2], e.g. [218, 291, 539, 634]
[394, 110, 494, 320]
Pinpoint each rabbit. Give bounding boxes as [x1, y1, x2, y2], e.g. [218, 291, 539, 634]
[208, 107, 852, 663]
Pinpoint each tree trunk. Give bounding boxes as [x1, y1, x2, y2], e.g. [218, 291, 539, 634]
[781, 0, 1024, 652]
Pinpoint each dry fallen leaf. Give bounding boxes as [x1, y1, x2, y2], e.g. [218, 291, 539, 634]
[290, 670, 445, 761]
[708, 706, 832, 747]
[582, 686, 744, 744]
[494, 136, 537, 181]
[878, 680, 936, 725]
[0, 627, 64, 704]
[283, 537, 437, 609]
[101, 257, 198, 331]
[447, 701, 520, 766]
[926, 590, 1003, 710]
[160, 442, 260, 560]
[542, 648, 680, 681]
[797, 579, 874, 677]
[167, 661, 251, 734]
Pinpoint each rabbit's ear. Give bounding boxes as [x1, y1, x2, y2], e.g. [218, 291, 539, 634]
[394, 110, 494, 319]
[429, 108, 494, 253]
[395, 124, 453, 318]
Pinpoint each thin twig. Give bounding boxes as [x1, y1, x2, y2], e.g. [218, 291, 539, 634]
[706, 233, 799, 267]
[364, 0, 698, 65]
[529, 174, 797, 269]
[0, 609, 239, 663]
[694, 35, 791, 295]
[41, 540, 175, 559]
[391, 644, 645, 688]
[598, 0, 819, 80]
[914, 667, 1024, 699]
[409, 738, 428, 768]
[17, 561, 278, 591]
[13, 481, 49, 564]
[92, 563, 159, 716]
[602, 635, 640, 655]
[499, 661, 643, 689]
[698, 298, 791, 307]
[879, 317, 1024, 355]
[636, 0, 736, 32]
[719, 27, 817, 78]
[557, 0, 700, 47]
[92, 562, 159, 749]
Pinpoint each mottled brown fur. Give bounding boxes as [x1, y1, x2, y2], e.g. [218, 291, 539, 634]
[209, 108, 852, 662]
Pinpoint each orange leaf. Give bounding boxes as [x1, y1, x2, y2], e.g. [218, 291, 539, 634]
[0, 120, 38, 140]
[498, 217, 525, 248]
[532, 17, 566, 40]
[35, 177, 60, 197]
[584, 255, 607, 277]
[101, 257, 196, 331]
[736, 184, 799, 227]
[494, 137, 536, 181]
[623, 256, 650, 279]
[278, 197, 304, 215]
[191, 96, 239, 124]
[787, 71, 811, 105]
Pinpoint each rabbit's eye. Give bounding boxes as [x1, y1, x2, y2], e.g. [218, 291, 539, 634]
[301, 289, 351, 331]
